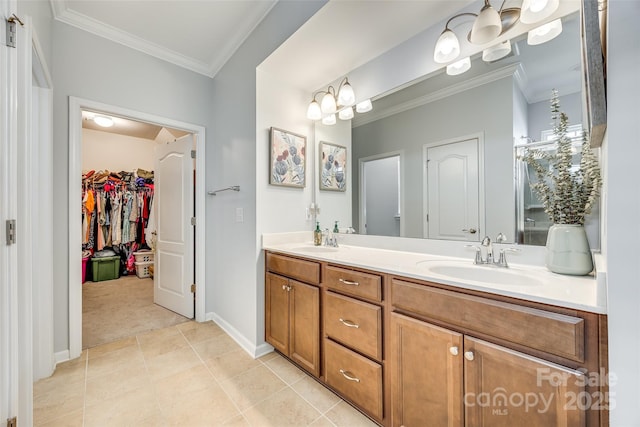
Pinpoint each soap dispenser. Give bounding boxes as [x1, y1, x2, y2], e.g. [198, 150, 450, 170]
[314, 221, 322, 246]
[333, 221, 339, 234]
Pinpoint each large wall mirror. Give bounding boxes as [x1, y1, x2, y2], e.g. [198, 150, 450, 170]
[315, 4, 602, 248]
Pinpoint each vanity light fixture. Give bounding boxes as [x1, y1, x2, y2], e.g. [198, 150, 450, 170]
[434, 0, 562, 76]
[527, 18, 562, 45]
[93, 115, 114, 128]
[307, 77, 372, 124]
[355, 99, 373, 113]
[447, 57, 471, 75]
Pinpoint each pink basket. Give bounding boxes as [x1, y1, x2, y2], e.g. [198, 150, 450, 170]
[82, 257, 89, 283]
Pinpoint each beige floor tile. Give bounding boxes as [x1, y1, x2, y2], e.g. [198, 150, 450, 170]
[291, 376, 341, 414]
[34, 361, 86, 396]
[309, 416, 338, 427]
[36, 408, 84, 427]
[33, 385, 85, 425]
[219, 365, 287, 410]
[145, 346, 202, 381]
[264, 354, 306, 384]
[222, 415, 250, 426]
[153, 365, 216, 406]
[243, 386, 322, 426]
[325, 401, 378, 427]
[257, 351, 279, 363]
[178, 320, 225, 344]
[87, 336, 138, 360]
[204, 348, 262, 381]
[86, 345, 145, 380]
[84, 385, 160, 427]
[138, 328, 189, 359]
[85, 362, 151, 407]
[191, 333, 241, 360]
[160, 381, 240, 426]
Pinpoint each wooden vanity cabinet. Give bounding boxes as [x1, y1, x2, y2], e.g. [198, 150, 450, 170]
[265, 254, 321, 377]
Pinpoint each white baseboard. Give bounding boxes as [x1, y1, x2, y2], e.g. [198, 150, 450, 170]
[54, 350, 70, 365]
[206, 312, 273, 359]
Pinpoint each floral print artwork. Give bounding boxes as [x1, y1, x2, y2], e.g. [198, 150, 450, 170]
[320, 142, 347, 192]
[270, 128, 306, 187]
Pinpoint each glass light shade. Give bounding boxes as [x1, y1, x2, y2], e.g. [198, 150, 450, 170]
[93, 116, 114, 127]
[482, 40, 512, 62]
[527, 19, 562, 45]
[306, 100, 322, 120]
[322, 114, 336, 125]
[446, 57, 471, 76]
[320, 92, 337, 114]
[337, 82, 356, 106]
[355, 99, 373, 113]
[520, 0, 559, 24]
[338, 107, 354, 120]
[470, 4, 502, 44]
[433, 29, 460, 63]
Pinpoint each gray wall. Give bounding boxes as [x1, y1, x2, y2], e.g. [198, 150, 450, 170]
[527, 92, 582, 141]
[50, 23, 214, 352]
[353, 77, 515, 241]
[18, 0, 53, 68]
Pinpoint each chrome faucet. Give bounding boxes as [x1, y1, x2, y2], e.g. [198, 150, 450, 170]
[466, 233, 519, 267]
[324, 228, 339, 247]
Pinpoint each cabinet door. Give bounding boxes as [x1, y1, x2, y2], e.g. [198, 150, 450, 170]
[464, 336, 586, 427]
[390, 313, 463, 427]
[265, 272, 289, 354]
[290, 280, 320, 377]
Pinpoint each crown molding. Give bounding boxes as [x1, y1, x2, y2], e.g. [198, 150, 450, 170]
[50, 0, 276, 78]
[352, 63, 521, 128]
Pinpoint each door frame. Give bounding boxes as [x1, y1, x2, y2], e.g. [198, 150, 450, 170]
[422, 132, 485, 239]
[358, 150, 404, 236]
[68, 97, 207, 359]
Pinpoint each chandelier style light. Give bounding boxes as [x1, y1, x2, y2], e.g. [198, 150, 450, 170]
[433, 0, 562, 76]
[306, 77, 372, 125]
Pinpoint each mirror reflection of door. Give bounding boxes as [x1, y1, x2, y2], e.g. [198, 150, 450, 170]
[360, 155, 400, 236]
[424, 137, 480, 241]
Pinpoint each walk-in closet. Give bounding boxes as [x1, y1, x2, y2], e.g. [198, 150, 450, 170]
[81, 110, 193, 348]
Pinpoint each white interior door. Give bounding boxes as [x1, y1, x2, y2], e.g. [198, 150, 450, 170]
[361, 156, 400, 236]
[425, 138, 480, 241]
[154, 137, 194, 318]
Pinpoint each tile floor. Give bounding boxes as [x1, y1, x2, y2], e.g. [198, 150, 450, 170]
[83, 275, 189, 348]
[34, 321, 378, 427]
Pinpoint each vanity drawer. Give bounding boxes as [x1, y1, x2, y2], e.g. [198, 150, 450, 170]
[391, 279, 585, 362]
[324, 339, 383, 420]
[324, 292, 383, 361]
[266, 252, 320, 285]
[324, 265, 382, 302]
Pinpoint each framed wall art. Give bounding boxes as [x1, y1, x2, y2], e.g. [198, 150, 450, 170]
[269, 127, 306, 188]
[319, 141, 347, 192]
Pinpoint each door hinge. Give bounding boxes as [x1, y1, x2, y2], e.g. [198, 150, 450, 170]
[191, 150, 196, 159]
[426, 214, 429, 222]
[190, 284, 196, 293]
[7, 416, 17, 427]
[6, 14, 23, 48]
[6, 220, 16, 245]
[190, 217, 196, 226]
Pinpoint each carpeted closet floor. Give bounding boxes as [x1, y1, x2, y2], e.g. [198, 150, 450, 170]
[82, 275, 190, 349]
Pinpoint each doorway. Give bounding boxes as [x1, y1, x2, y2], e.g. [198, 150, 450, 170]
[359, 153, 402, 236]
[69, 97, 207, 359]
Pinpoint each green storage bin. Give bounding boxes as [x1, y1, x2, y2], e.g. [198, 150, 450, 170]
[91, 256, 120, 282]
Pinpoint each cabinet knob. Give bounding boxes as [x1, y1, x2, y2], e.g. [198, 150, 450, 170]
[287, 285, 291, 291]
[339, 318, 360, 328]
[449, 346, 459, 356]
[339, 369, 361, 383]
[464, 351, 475, 361]
[282, 284, 286, 290]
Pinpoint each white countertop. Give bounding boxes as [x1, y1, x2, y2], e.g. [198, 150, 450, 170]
[262, 232, 607, 314]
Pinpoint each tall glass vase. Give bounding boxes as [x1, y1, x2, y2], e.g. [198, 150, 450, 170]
[545, 224, 593, 275]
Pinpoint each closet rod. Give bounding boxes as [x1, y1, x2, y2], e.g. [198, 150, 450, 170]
[208, 185, 240, 196]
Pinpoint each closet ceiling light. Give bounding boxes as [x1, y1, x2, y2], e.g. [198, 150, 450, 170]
[94, 116, 114, 128]
[306, 77, 372, 124]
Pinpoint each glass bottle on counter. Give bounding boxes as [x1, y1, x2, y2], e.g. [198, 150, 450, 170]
[314, 221, 322, 246]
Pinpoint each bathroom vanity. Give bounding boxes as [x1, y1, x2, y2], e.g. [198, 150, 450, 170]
[263, 234, 609, 427]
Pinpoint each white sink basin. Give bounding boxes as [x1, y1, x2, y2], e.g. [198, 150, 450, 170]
[290, 245, 341, 254]
[416, 260, 542, 287]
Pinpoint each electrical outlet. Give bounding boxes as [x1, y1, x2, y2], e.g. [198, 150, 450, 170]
[235, 207, 244, 223]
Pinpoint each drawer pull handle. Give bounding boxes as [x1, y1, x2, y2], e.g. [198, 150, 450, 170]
[464, 351, 475, 361]
[339, 369, 360, 383]
[339, 318, 360, 328]
[449, 346, 459, 356]
[339, 278, 359, 286]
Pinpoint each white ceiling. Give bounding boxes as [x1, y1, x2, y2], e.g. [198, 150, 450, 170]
[81, 110, 189, 140]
